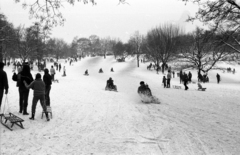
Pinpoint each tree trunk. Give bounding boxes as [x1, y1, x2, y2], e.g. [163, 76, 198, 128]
[162, 63, 165, 73]
[137, 54, 139, 67]
[0, 44, 2, 62]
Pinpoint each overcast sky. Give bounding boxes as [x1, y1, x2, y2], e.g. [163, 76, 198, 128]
[0, 0, 202, 43]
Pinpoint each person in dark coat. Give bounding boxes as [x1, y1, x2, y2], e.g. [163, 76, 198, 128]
[106, 77, 114, 89]
[43, 69, 52, 106]
[59, 63, 62, 72]
[0, 62, 9, 108]
[106, 77, 117, 91]
[216, 73, 221, 84]
[138, 81, 152, 97]
[84, 69, 89, 75]
[180, 70, 183, 84]
[162, 76, 166, 88]
[188, 71, 192, 83]
[99, 68, 103, 73]
[183, 72, 189, 90]
[17, 64, 34, 115]
[166, 70, 171, 88]
[12, 66, 23, 112]
[198, 71, 203, 82]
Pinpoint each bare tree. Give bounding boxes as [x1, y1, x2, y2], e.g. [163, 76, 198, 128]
[178, 27, 230, 73]
[77, 38, 91, 57]
[182, 0, 240, 54]
[89, 35, 101, 56]
[13, 26, 39, 62]
[128, 31, 143, 67]
[14, 0, 127, 26]
[145, 23, 182, 73]
[100, 37, 112, 59]
[0, 13, 15, 62]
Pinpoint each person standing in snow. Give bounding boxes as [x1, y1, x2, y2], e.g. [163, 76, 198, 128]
[12, 66, 23, 113]
[183, 72, 189, 90]
[50, 65, 56, 81]
[166, 70, 171, 88]
[59, 63, 62, 72]
[216, 73, 221, 84]
[15, 63, 33, 115]
[188, 71, 192, 83]
[62, 66, 66, 76]
[24, 73, 50, 121]
[0, 62, 8, 108]
[162, 76, 166, 88]
[179, 70, 183, 84]
[43, 69, 52, 106]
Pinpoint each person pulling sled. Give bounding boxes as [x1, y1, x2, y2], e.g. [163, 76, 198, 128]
[138, 81, 160, 104]
[105, 77, 117, 91]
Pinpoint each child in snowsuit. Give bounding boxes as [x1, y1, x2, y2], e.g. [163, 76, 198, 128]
[162, 76, 166, 88]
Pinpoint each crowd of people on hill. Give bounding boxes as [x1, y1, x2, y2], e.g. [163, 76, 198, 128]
[0, 57, 234, 125]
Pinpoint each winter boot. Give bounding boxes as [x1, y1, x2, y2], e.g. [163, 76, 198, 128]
[23, 108, 29, 115]
[45, 112, 50, 121]
[29, 113, 35, 120]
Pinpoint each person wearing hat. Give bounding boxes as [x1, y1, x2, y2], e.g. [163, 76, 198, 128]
[43, 68, 52, 106]
[24, 73, 50, 121]
[106, 77, 114, 90]
[12, 66, 23, 113]
[0, 62, 8, 108]
[138, 81, 152, 96]
[18, 64, 34, 115]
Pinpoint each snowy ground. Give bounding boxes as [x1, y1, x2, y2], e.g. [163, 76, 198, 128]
[1, 56, 240, 155]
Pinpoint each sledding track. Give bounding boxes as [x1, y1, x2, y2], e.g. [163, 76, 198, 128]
[1, 56, 240, 155]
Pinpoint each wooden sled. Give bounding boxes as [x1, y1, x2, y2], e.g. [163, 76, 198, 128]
[198, 88, 206, 91]
[42, 106, 53, 119]
[0, 113, 24, 131]
[172, 85, 182, 89]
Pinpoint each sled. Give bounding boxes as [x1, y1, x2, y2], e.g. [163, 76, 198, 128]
[140, 95, 160, 104]
[42, 106, 53, 119]
[0, 113, 24, 131]
[198, 88, 206, 91]
[197, 83, 206, 91]
[105, 85, 117, 92]
[172, 85, 182, 89]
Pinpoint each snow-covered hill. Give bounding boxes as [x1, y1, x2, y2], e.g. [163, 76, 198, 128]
[1, 56, 240, 155]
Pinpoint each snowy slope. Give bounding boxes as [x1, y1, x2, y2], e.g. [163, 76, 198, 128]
[0, 56, 240, 155]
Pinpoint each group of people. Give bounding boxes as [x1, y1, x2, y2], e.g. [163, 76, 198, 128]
[161, 69, 222, 90]
[11, 63, 52, 121]
[0, 62, 55, 121]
